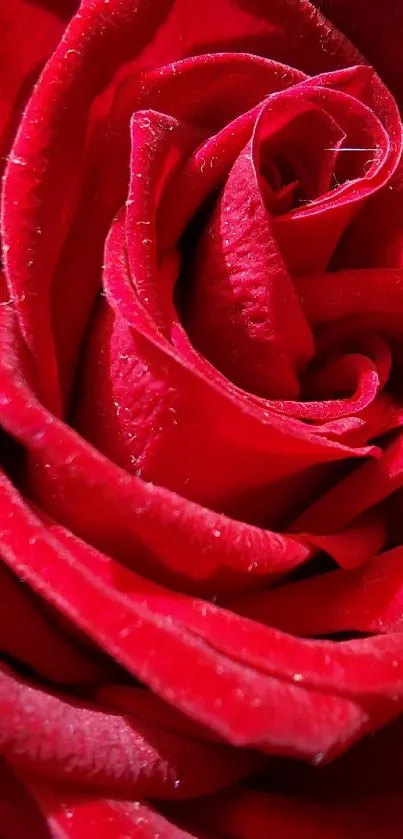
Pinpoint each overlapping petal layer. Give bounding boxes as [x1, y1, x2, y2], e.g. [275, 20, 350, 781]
[2, 1, 403, 838]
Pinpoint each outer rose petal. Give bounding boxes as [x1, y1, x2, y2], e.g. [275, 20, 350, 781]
[0, 562, 106, 686]
[229, 547, 403, 637]
[23, 781, 216, 839]
[0, 478, 370, 763]
[0, 0, 75, 174]
[7, 772, 403, 839]
[0, 665, 254, 797]
[313, 0, 403, 106]
[0, 307, 314, 590]
[13, 777, 403, 839]
[3, 469, 403, 762]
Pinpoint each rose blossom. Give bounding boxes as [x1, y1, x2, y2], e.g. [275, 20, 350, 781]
[2, 0, 403, 837]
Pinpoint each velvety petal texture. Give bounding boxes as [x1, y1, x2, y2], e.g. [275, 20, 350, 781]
[2, 1, 403, 838]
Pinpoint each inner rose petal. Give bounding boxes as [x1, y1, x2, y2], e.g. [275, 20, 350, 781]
[183, 133, 314, 400]
[258, 101, 345, 212]
[272, 353, 381, 423]
[269, 77, 398, 276]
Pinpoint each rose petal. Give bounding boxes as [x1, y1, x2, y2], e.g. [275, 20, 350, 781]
[296, 267, 403, 327]
[0, 663, 254, 797]
[25, 781, 214, 839]
[0, 0, 73, 175]
[229, 546, 403, 637]
[0, 562, 104, 685]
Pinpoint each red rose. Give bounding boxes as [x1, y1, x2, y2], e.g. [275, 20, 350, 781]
[2, 1, 403, 836]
